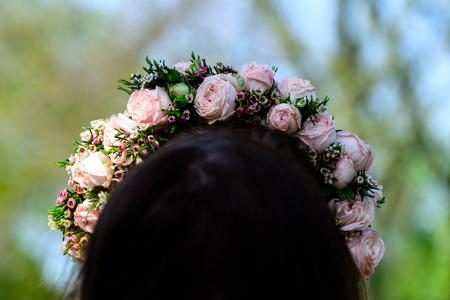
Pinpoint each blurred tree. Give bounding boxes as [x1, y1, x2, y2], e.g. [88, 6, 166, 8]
[0, 0, 448, 299]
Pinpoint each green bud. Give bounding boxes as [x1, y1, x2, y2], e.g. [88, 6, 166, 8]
[169, 83, 190, 97]
[297, 98, 307, 107]
[236, 75, 245, 90]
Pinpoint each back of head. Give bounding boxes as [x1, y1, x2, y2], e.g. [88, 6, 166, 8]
[80, 126, 361, 300]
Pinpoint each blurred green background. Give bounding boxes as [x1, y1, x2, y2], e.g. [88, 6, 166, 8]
[0, 0, 449, 299]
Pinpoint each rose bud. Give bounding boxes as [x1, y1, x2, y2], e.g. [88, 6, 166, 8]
[332, 153, 357, 189]
[266, 103, 302, 135]
[278, 77, 316, 101]
[346, 228, 385, 278]
[329, 195, 375, 231]
[194, 74, 240, 124]
[127, 87, 172, 127]
[79, 130, 92, 142]
[336, 130, 374, 171]
[71, 151, 114, 189]
[74, 200, 100, 234]
[67, 198, 76, 209]
[239, 62, 274, 93]
[169, 82, 190, 97]
[298, 111, 336, 152]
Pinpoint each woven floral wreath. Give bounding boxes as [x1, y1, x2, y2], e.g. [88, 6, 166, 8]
[48, 53, 385, 277]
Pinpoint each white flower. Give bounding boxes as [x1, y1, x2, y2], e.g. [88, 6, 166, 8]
[48, 218, 58, 230]
[90, 119, 106, 131]
[365, 175, 383, 204]
[173, 61, 192, 74]
[61, 219, 71, 228]
[80, 130, 92, 142]
[71, 151, 114, 189]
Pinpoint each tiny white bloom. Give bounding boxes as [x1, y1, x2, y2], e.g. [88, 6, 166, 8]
[61, 219, 71, 228]
[80, 130, 92, 142]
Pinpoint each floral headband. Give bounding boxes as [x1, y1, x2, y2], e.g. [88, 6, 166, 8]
[48, 53, 385, 278]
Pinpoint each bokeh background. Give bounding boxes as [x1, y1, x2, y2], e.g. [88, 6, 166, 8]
[1, 0, 449, 299]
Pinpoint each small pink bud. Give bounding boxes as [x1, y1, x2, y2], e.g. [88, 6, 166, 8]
[67, 198, 76, 209]
[59, 189, 68, 199]
[75, 185, 83, 194]
[56, 197, 63, 205]
[235, 106, 244, 117]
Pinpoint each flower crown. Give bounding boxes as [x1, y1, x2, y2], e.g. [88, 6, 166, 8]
[48, 53, 385, 278]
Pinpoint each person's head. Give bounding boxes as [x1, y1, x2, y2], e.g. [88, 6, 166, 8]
[80, 125, 361, 300]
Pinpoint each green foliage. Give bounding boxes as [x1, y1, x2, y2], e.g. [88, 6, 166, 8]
[118, 58, 183, 94]
[295, 96, 330, 124]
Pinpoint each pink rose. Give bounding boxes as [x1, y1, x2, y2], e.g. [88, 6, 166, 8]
[298, 111, 336, 151]
[266, 103, 302, 135]
[71, 151, 114, 189]
[74, 200, 100, 234]
[346, 228, 385, 278]
[278, 77, 316, 100]
[333, 153, 357, 189]
[173, 61, 191, 74]
[67, 198, 76, 209]
[103, 113, 138, 150]
[127, 87, 172, 127]
[329, 195, 375, 231]
[336, 130, 373, 171]
[239, 62, 274, 92]
[194, 74, 240, 124]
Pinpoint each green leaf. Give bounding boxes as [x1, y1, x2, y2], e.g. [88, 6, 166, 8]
[55, 160, 70, 168]
[173, 95, 187, 108]
[336, 186, 354, 201]
[167, 69, 181, 83]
